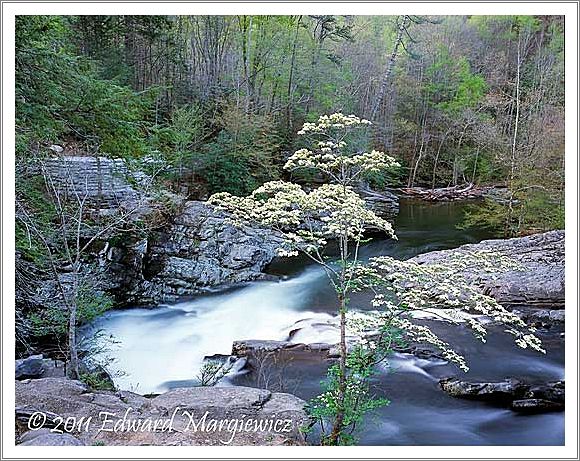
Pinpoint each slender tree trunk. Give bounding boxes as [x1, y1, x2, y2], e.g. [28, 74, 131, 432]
[505, 27, 522, 237]
[67, 264, 80, 379]
[369, 15, 409, 121]
[286, 15, 302, 133]
[239, 15, 253, 114]
[328, 293, 347, 445]
[328, 195, 349, 445]
[431, 129, 450, 189]
[471, 146, 480, 184]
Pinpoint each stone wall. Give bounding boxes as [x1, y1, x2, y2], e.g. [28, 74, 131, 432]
[42, 156, 144, 210]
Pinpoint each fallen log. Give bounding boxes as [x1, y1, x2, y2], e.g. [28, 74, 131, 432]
[398, 183, 499, 201]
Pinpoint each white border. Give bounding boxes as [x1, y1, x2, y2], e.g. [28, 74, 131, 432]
[2, 2, 578, 459]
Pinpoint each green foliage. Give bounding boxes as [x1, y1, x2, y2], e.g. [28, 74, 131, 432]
[201, 106, 282, 195]
[80, 371, 116, 391]
[305, 344, 392, 445]
[149, 103, 207, 180]
[15, 175, 56, 265]
[469, 15, 540, 40]
[426, 48, 486, 114]
[460, 190, 564, 237]
[28, 286, 113, 337]
[16, 15, 155, 158]
[365, 162, 406, 189]
[196, 359, 233, 386]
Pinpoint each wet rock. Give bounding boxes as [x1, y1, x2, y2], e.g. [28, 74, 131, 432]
[15, 355, 67, 380]
[232, 340, 333, 365]
[15, 377, 307, 446]
[439, 378, 565, 413]
[513, 308, 565, 329]
[439, 377, 528, 403]
[411, 230, 565, 309]
[525, 381, 565, 403]
[511, 399, 564, 414]
[392, 344, 446, 361]
[123, 201, 283, 304]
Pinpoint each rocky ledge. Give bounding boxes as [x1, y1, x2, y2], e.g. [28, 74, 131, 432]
[116, 200, 283, 304]
[28, 156, 284, 307]
[439, 377, 564, 414]
[411, 230, 565, 310]
[15, 378, 308, 446]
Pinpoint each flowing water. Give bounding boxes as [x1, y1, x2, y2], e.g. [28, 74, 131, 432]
[86, 199, 565, 445]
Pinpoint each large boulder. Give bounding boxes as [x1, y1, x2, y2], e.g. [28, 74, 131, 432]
[232, 340, 335, 364]
[42, 156, 146, 212]
[15, 355, 44, 380]
[131, 201, 283, 304]
[35, 156, 283, 306]
[15, 355, 66, 380]
[15, 377, 308, 446]
[19, 429, 84, 446]
[411, 230, 565, 308]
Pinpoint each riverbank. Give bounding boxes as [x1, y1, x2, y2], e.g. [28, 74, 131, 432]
[16, 182, 565, 446]
[16, 377, 308, 446]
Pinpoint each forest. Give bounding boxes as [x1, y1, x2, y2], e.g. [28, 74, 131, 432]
[16, 14, 564, 237]
[13, 14, 566, 448]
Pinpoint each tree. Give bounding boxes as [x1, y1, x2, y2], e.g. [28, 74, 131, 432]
[210, 113, 399, 444]
[16, 156, 160, 378]
[210, 112, 546, 444]
[348, 252, 544, 372]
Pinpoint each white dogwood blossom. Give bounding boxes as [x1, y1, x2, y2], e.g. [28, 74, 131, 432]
[209, 180, 395, 259]
[285, 113, 400, 184]
[209, 114, 399, 307]
[346, 250, 545, 372]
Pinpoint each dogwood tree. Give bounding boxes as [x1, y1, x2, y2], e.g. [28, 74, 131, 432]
[209, 113, 544, 445]
[210, 113, 399, 444]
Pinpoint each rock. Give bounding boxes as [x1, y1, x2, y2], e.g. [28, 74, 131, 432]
[39, 359, 67, 378]
[513, 308, 565, 329]
[439, 378, 565, 413]
[357, 186, 399, 218]
[48, 144, 64, 153]
[15, 355, 45, 380]
[42, 156, 146, 212]
[232, 340, 333, 365]
[79, 361, 116, 390]
[511, 399, 564, 414]
[16, 406, 61, 429]
[33, 156, 284, 307]
[439, 377, 528, 403]
[525, 381, 565, 403]
[15, 355, 66, 380]
[411, 230, 565, 309]
[20, 430, 84, 446]
[15, 377, 308, 446]
[392, 344, 446, 361]
[130, 201, 283, 304]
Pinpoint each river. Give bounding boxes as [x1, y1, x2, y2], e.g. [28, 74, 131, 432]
[87, 199, 565, 445]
